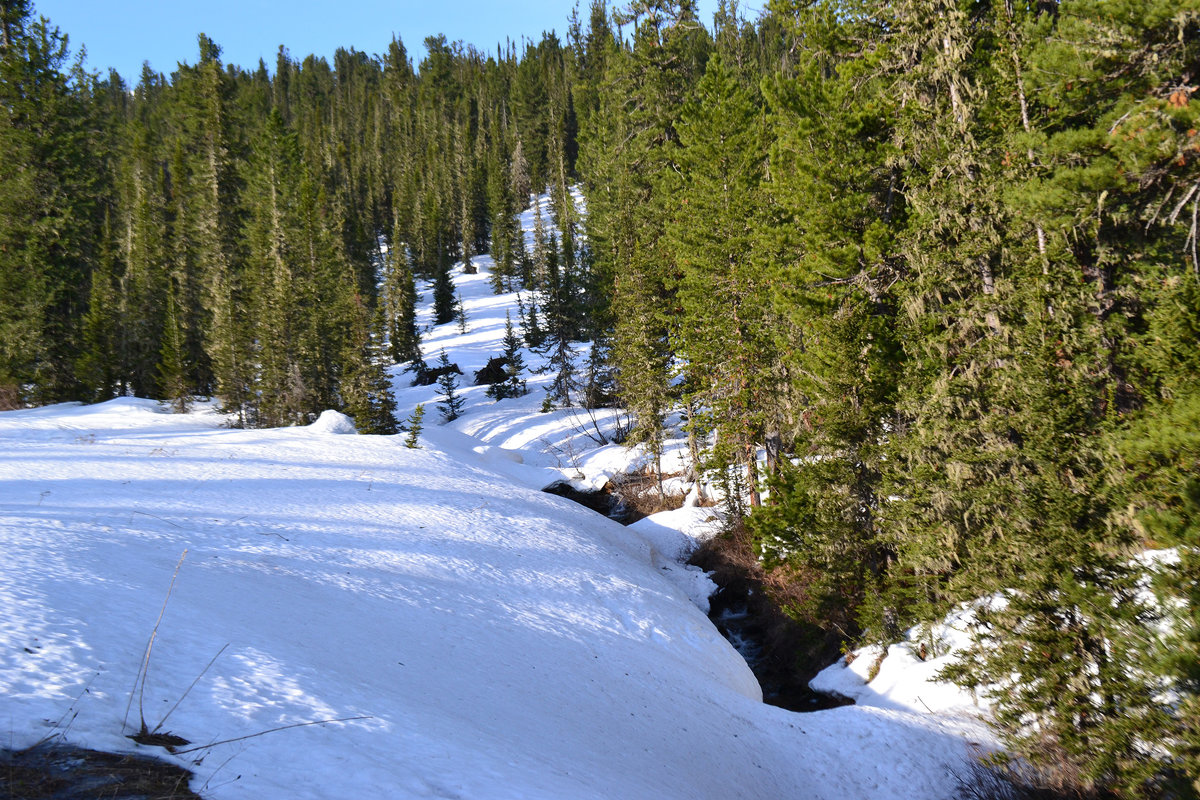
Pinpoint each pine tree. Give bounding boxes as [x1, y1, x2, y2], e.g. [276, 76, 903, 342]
[522, 292, 546, 349]
[435, 349, 465, 421]
[339, 300, 400, 435]
[157, 281, 190, 413]
[666, 53, 774, 513]
[432, 251, 456, 325]
[582, 330, 617, 410]
[581, 0, 711, 483]
[178, 34, 254, 424]
[113, 119, 171, 399]
[510, 137, 532, 211]
[741, 2, 904, 639]
[0, 3, 100, 404]
[404, 402, 425, 448]
[455, 290, 468, 334]
[383, 222, 422, 364]
[486, 119, 519, 292]
[487, 312, 527, 400]
[243, 107, 306, 427]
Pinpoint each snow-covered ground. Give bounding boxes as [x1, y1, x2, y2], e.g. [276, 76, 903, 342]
[0, 198, 995, 798]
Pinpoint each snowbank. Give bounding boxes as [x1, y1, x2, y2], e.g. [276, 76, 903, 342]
[0, 199, 995, 799]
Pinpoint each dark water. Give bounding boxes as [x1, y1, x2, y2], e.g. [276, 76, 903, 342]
[542, 480, 641, 525]
[705, 580, 852, 713]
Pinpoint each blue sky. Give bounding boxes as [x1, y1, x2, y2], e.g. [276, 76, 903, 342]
[36, 1, 764, 84]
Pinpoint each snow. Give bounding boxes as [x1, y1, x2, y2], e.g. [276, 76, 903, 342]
[810, 602, 991, 717]
[0, 196, 996, 798]
[307, 409, 358, 435]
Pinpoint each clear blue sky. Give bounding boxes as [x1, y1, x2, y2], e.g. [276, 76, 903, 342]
[35, 1, 764, 84]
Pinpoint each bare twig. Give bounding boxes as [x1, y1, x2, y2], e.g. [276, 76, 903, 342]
[152, 644, 229, 734]
[22, 672, 99, 752]
[1168, 181, 1198, 225]
[172, 716, 374, 755]
[124, 550, 188, 733]
[131, 510, 185, 529]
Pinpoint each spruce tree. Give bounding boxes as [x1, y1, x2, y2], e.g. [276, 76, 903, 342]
[486, 119, 519, 292]
[404, 402, 425, 448]
[666, 53, 774, 513]
[339, 300, 400, 435]
[383, 223, 423, 364]
[455, 290, 468, 334]
[487, 312, 527, 401]
[743, 3, 903, 639]
[435, 349, 465, 421]
[0, 4, 99, 404]
[432, 252, 456, 325]
[157, 282, 190, 413]
[178, 35, 254, 424]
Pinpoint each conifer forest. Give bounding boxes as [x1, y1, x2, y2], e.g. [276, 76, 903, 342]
[2, 0, 1200, 794]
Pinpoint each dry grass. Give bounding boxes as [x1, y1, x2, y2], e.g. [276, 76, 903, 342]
[0, 382, 21, 412]
[609, 470, 690, 522]
[689, 522, 852, 711]
[954, 748, 1120, 800]
[1, 743, 205, 799]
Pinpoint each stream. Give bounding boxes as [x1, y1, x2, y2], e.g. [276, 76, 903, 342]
[543, 481, 851, 713]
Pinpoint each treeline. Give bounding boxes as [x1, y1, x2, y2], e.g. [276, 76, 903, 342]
[0, 0, 588, 431]
[578, 0, 1200, 795]
[3, 0, 1200, 793]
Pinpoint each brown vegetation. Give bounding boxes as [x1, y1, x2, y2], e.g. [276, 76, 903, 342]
[689, 521, 852, 711]
[0, 744, 205, 799]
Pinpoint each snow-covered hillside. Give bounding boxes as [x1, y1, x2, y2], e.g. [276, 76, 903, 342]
[0, 198, 995, 799]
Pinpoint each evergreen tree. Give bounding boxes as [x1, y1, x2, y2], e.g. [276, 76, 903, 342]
[745, 1, 903, 641]
[383, 222, 422, 364]
[581, 330, 617, 410]
[0, 3, 100, 404]
[455, 290, 468, 334]
[435, 349, 465, 421]
[157, 281, 190, 413]
[339, 303, 400, 435]
[432, 252, 456, 325]
[487, 312, 527, 400]
[243, 107, 307, 427]
[666, 53, 774, 512]
[582, 0, 711, 481]
[486, 119, 520, 292]
[522, 292, 546, 348]
[178, 35, 254, 424]
[404, 402, 425, 448]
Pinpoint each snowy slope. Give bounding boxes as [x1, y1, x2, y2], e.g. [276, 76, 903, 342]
[0, 197, 994, 799]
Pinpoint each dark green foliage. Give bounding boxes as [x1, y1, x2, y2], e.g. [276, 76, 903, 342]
[432, 255, 456, 326]
[7, 2, 1200, 791]
[454, 290, 468, 334]
[340, 303, 400, 435]
[435, 349, 465, 422]
[383, 228, 422, 364]
[581, 330, 617, 410]
[487, 312, 527, 400]
[666, 53, 774, 511]
[404, 402, 425, 448]
[580, 0, 712, 471]
[0, 5, 102, 404]
[521, 292, 546, 349]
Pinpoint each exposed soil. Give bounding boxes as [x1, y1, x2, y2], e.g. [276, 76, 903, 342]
[701, 574, 852, 712]
[543, 480, 641, 525]
[0, 742, 204, 799]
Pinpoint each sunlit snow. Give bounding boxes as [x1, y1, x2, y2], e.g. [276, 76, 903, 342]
[0, 196, 995, 799]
